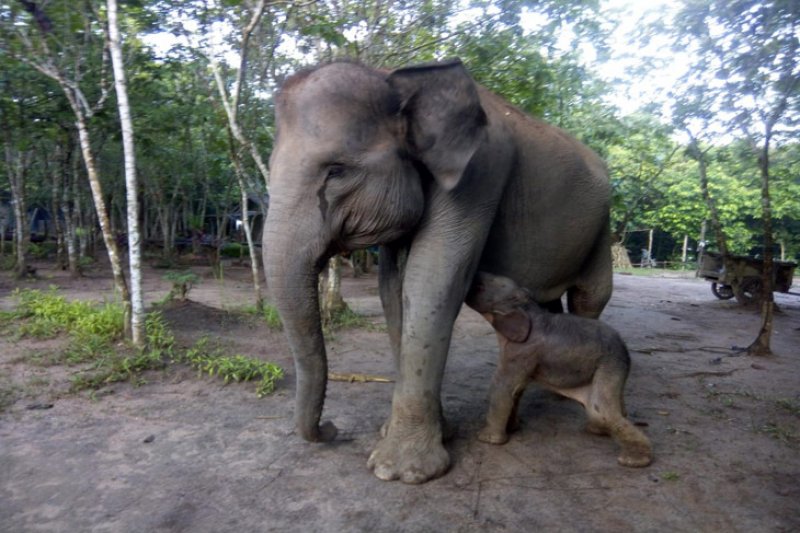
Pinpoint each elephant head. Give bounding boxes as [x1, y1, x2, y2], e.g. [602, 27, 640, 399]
[263, 59, 487, 442]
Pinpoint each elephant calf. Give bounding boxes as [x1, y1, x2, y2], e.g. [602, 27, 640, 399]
[466, 272, 652, 468]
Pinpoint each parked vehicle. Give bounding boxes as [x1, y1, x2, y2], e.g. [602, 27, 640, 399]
[697, 251, 798, 305]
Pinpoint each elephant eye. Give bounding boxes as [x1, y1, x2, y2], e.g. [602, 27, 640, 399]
[325, 164, 346, 180]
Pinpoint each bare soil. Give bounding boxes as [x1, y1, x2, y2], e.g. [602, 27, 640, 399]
[1, 259, 799, 532]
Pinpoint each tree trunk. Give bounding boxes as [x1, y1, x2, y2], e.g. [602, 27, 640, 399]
[72, 100, 130, 309]
[0, 203, 8, 258]
[747, 137, 775, 356]
[108, 0, 144, 346]
[231, 151, 264, 310]
[320, 255, 347, 325]
[4, 145, 30, 278]
[51, 146, 67, 270]
[64, 154, 82, 277]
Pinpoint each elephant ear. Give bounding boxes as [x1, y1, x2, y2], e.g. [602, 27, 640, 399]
[388, 59, 487, 191]
[493, 309, 532, 344]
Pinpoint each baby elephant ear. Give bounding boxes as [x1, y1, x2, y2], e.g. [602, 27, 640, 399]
[388, 59, 487, 191]
[494, 309, 532, 343]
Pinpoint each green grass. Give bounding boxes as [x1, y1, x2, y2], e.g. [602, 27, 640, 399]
[4, 288, 283, 399]
[323, 304, 370, 333]
[239, 302, 283, 330]
[262, 304, 283, 330]
[176, 337, 284, 397]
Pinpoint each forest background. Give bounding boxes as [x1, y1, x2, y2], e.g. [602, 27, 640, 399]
[1, 0, 798, 344]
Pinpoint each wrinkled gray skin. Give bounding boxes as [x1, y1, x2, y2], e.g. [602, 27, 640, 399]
[263, 59, 612, 484]
[466, 272, 652, 468]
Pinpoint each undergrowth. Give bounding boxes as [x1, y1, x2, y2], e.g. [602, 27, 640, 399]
[240, 302, 283, 330]
[6, 288, 283, 399]
[176, 337, 283, 397]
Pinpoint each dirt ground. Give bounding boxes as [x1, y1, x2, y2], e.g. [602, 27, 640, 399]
[1, 259, 798, 532]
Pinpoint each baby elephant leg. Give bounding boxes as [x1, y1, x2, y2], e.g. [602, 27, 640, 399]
[585, 367, 652, 468]
[479, 371, 528, 445]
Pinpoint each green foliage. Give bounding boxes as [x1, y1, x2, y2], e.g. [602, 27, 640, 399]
[6, 288, 166, 391]
[220, 243, 249, 258]
[2, 289, 282, 398]
[660, 471, 680, 482]
[163, 271, 199, 301]
[13, 288, 124, 343]
[262, 304, 283, 330]
[2, 0, 798, 273]
[144, 311, 175, 355]
[177, 338, 284, 397]
[323, 305, 370, 334]
[240, 302, 283, 329]
[69, 312, 175, 391]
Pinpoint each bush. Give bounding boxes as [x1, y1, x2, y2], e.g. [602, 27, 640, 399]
[220, 243, 249, 259]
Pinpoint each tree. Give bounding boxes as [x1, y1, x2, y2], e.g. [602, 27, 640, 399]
[4, 1, 132, 320]
[107, 0, 144, 345]
[673, 0, 800, 355]
[206, 1, 269, 311]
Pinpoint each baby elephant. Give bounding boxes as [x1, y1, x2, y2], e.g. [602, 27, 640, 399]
[466, 272, 652, 468]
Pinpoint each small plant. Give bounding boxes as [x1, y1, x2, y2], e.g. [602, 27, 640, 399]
[262, 304, 283, 330]
[660, 471, 680, 481]
[13, 288, 123, 344]
[775, 398, 800, 417]
[163, 271, 200, 301]
[5, 289, 282, 399]
[144, 311, 175, 355]
[177, 337, 283, 397]
[323, 305, 369, 333]
[240, 303, 282, 330]
[755, 422, 798, 446]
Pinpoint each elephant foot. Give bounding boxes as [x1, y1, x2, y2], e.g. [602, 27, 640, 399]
[477, 426, 509, 445]
[585, 421, 609, 436]
[380, 414, 456, 442]
[299, 420, 338, 443]
[617, 441, 653, 468]
[368, 415, 450, 484]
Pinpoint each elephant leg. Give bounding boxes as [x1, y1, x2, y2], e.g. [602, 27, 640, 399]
[378, 244, 406, 362]
[377, 244, 461, 440]
[585, 367, 652, 468]
[567, 227, 613, 318]
[369, 200, 499, 483]
[479, 371, 528, 445]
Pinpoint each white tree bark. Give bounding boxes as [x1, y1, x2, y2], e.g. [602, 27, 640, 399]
[3, 146, 30, 277]
[107, 0, 144, 346]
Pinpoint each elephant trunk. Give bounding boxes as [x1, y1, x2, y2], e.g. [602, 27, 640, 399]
[263, 211, 337, 443]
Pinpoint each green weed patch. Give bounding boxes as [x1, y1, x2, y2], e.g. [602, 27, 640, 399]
[5, 289, 282, 399]
[177, 337, 284, 397]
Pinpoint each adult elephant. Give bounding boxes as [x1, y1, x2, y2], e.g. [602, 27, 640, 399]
[264, 59, 612, 484]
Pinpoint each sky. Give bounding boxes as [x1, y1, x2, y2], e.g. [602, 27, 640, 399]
[595, 0, 686, 116]
[519, 0, 685, 117]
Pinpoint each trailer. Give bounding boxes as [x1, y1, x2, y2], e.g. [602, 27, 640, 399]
[697, 251, 798, 305]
